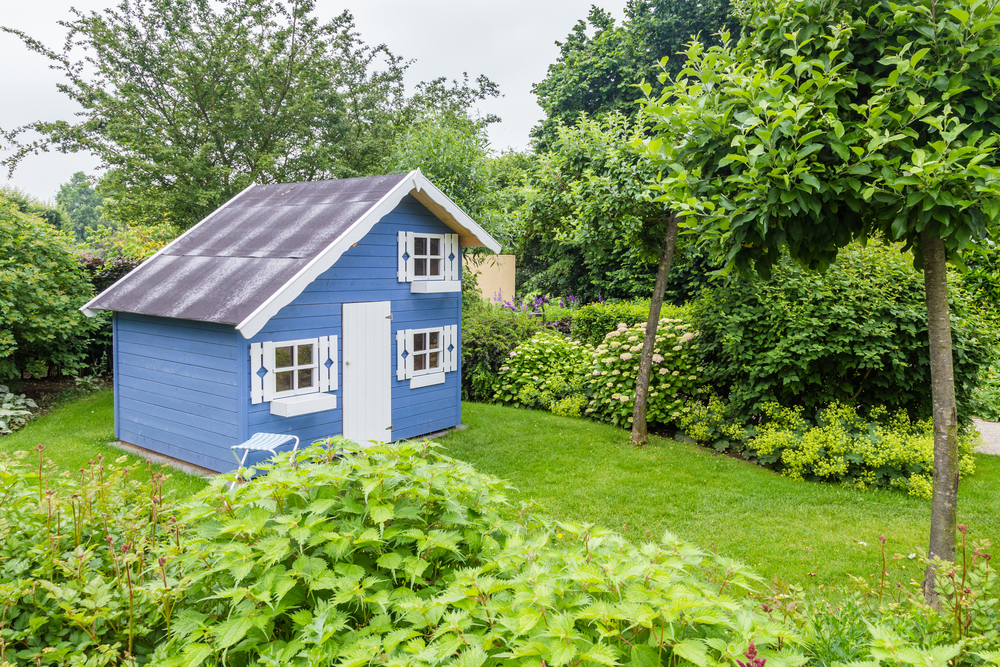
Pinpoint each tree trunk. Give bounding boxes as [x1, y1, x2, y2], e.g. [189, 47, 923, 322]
[631, 211, 680, 446]
[921, 230, 960, 606]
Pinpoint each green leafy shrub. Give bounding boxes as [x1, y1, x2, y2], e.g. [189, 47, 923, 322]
[677, 392, 749, 451]
[494, 331, 594, 410]
[972, 360, 1000, 422]
[747, 402, 978, 498]
[0, 386, 37, 434]
[461, 302, 540, 401]
[158, 440, 807, 666]
[0, 449, 183, 664]
[571, 299, 650, 346]
[550, 393, 587, 417]
[585, 318, 705, 427]
[0, 196, 100, 381]
[693, 243, 991, 424]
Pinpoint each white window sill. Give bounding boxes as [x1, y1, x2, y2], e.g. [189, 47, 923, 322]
[270, 393, 337, 417]
[410, 280, 461, 293]
[410, 373, 445, 389]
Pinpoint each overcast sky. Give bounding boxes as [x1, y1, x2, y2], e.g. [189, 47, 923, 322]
[0, 0, 626, 201]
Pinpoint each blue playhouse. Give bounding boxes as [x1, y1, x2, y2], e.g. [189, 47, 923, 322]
[82, 170, 501, 472]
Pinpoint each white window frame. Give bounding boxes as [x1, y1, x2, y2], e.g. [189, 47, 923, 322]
[250, 335, 337, 406]
[396, 325, 457, 389]
[409, 328, 444, 377]
[397, 231, 461, 290]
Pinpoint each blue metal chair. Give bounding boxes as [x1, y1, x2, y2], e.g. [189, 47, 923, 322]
[231, 432, 300, 469]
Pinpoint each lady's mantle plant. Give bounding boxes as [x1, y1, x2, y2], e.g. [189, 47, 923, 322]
[586, 318, 704, 427]
[156, 440, 807, 666]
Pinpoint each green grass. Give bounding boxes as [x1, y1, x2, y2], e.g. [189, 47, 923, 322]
[1, 388, 207, 497]
[441, 402, 1000, 595]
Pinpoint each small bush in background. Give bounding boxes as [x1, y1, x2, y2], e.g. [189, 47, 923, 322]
[972, 360, 1000, 422]
[494, 331, 593, 410]
[0, 385, 37, 434]
[461, 301, 540, 401]
[586, 318, 705, 428]
[571, 299, 650, 346]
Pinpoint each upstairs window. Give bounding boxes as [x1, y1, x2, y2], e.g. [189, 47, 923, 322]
[397, 232, 460, 289]
[412, 235, 443, 278]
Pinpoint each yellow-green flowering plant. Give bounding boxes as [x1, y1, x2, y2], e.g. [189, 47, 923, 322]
[494, 331, 594, 411]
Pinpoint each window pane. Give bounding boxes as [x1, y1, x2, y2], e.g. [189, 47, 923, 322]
[298, 368, 313, 389]
[413, 333, 426, 352]
[429, 259, 441, 276]
[429, 332, 439, 349]
[297, 344, 313, 366]
[414, 258, 427, 276]
[414, 353, 426, 371]
[429, 351, 439, 369]
[414, 237, 426, 255]
[275, 371, 293, 393]
[430, 237, 440, 255]
[275, 346, 293, 368]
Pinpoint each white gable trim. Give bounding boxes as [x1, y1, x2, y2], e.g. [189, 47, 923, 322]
[234, 169, 501, 339]
[79, 182, 258, 318]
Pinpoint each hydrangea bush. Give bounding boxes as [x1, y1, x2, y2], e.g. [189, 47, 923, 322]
[585, 318, 705, 427]
[493, 331, 594, 410]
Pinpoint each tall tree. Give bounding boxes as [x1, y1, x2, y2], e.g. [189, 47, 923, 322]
[531, 0, 741, 150]
[0, 186, 68, 232]
[642, 0, 1000, 600]
[56, 172, 105, 241]
[525, 114, 680, 444]
[1, 0, 498, 232]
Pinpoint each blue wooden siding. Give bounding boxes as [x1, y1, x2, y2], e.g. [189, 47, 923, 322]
[115, 312, 241, 472]
[244, 194, 462, 448]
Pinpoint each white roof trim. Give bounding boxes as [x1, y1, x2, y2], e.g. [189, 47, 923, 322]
[234, 169, 500, 339]
[79, 182, 258, 318]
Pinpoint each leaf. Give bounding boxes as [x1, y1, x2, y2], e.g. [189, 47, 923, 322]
[370, 504, 394, 524]
[674, 638, 710, 666]
[948, 8, 970, 24]
[214, 616, 254, 649]
[178, 643, 214, 667]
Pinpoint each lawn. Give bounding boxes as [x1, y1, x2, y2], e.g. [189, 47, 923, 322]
[6, 391, 998, 597]
[441, 402, 1000, 595]
[1, 388, 207, 497]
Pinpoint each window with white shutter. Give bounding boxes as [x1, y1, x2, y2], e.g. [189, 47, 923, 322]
[250, 336, 338, 416]
[396, 325, 457, 389]
[397, 231, 461, 292]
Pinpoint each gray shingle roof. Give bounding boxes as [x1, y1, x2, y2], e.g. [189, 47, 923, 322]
[86, 174, 410, 326]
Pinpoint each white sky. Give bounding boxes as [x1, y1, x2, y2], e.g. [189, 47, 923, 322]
[0, 0, 626, 200]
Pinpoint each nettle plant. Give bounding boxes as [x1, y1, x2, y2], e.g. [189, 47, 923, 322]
[586, 318, 705, 427]
[156, 440, 808, 666]
[0, 448, 184, 665]
[493, 331, 594, 410]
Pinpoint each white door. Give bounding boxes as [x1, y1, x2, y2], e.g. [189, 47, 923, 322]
[342, 301, 393, 445]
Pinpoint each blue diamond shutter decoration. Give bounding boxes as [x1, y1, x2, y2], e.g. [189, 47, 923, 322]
[256, 366, 268, 379]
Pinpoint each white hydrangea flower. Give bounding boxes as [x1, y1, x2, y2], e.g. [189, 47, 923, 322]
[659, 368, 669, 375]
[620, 353, 633, 361]
[652, 354, 664, 363]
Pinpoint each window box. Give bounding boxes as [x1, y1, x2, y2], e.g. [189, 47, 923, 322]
[410, 280, 462, 293]
[270, 393, 338, 417]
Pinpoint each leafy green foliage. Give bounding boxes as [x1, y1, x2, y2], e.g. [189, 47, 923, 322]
[972, 361, 1000, 421]
[572, 299, 651, 346]
[586, 318, 704, 427]
[0, 449, 184, 664]
[1, 1, 498, 232]
[531, 1, 742, 150]
[160, 440, 806, 666]
[691, 244, 991, 423]
[0, 386, 37, 435]
[0, 186, 69, 232]
[55, 172, 105, 242]
[0, 197, 99, 381]
[748, 403, 979, 499]
[643, 0, 1000, 275]
[461, 302, 540, 402]
[494, 331, 593, 410]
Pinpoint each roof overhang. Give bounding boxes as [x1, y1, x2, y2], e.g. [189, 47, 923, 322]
[80, 170, 502, 338]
